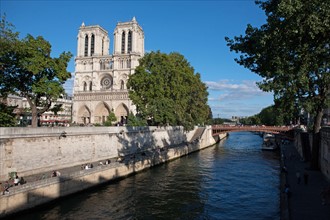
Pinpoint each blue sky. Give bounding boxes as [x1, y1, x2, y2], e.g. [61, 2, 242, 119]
[1, 0, 274, 119]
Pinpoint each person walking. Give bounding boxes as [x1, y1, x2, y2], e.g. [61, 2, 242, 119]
[303, 170, 309, 185]
[296, 171, 301, 184]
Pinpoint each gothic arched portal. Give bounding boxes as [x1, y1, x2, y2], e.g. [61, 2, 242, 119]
[94, 102, 111, 124]
[115, 103, 129, 125]
[78, 105, 91, 124]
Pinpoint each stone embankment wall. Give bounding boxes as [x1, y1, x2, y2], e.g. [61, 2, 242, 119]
[0, 126, 226, 217]
[0, 126, 196, 180]
[294, 127, 330, 181]
[320, 127, 330, 181]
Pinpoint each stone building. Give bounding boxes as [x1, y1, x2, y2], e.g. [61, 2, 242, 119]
[1, 94, 72, 127]
[72, 17, 144, 125]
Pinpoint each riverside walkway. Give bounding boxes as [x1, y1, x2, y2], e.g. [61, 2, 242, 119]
[281, 143, 330, 220]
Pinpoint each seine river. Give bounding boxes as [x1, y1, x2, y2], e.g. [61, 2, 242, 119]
[18, 132, 280, 220]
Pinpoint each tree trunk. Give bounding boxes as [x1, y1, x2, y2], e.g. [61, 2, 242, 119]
[25, 95, 52, 128]
[31, 105, 38, 128]
[310, 109, 323, 170]
[25, 96, 38, 128]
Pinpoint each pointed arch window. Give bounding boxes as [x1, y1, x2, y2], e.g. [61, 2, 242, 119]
[89, 81, 93, 91]
[83, 82, 87, 91]
[91, 34, 95, 56]
[121, 31, 126, 54]
[102, 37, 104, 55]
[84, 35, 89, 57]
[127, 59, 131, 68]
[100, 60, 105, 70]
[120, 80, 125, 90]
[128, 31, 132, 53]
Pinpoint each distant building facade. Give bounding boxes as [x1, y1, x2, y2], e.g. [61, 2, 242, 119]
[72, 17, 144, 125]
[38, 96, 72, 126]
[1, 95, 72, 127]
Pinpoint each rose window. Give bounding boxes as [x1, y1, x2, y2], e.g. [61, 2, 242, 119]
[101, 76, 112, 89]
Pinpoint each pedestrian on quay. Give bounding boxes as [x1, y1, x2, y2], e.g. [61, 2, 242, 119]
[284, 184, 291, 198]
[14, 175, 20, 186]
[296, 171, 301, 184]
[303, 170, 309, 185]
[281, 166, 288, 174]
[0, 182, 5, 195]
[51, 171, 57, 177]
[2, 181, 10, 195]
[321, 186, 330, 206]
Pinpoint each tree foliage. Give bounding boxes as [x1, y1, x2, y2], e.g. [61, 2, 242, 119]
[211, 117, 237, 125]
[126, 112, 147, 127]
[258, 105, 282, 126]
[0, 15, 72, 127]
[240, 105, 286, 126]
[225, 0, 330, 134]
[127, 51, 210, 131]
[240, 102, 320, 128]
[226, 0, 330, 169]
[103, 112, 117, 126]
[0, 103, 17, 127]
[240, 115, 261, 126]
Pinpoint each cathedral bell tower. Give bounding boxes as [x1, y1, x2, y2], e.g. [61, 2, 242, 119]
[72, 18, 144, 125]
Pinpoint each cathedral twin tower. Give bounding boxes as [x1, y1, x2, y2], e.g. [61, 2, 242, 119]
[72, 17, 144, 125]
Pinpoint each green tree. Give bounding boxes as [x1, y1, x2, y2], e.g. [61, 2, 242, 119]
[240, 105, 292, 126]
[225, 0, 330, 169]
[0, 103, 17, 127]
[212, 117, 224, 125]
[126, 112, 147, 127]
[257, 105, 286, 126]
[241, 115, 261, 125]
[0, 16, 72, 127]
[103, 112, 117, 126]
[127, 51, 210, 131]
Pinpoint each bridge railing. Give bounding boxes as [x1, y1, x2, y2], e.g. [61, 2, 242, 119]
[211, 125, 294, 135]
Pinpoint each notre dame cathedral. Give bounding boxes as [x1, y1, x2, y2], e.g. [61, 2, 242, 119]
[72, 17, 144, 125]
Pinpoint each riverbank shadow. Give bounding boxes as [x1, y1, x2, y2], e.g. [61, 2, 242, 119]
[116, 126, 195, 172]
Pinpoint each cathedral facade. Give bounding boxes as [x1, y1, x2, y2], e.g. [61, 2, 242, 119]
[72, 17, 144, 125]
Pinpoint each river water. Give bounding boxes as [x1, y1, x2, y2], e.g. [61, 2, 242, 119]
[18, 132, 280, 220]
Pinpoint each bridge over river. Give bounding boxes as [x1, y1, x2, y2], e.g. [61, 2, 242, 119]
[212, 125, 295, 139]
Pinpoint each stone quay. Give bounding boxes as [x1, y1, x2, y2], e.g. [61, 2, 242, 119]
[0, 126, 227, 218]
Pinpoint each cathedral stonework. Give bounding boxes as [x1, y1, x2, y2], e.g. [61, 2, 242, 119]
[72, 17, 144, 125]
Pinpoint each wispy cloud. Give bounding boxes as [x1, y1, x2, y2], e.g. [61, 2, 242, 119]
[205, 80, 269, 102]
[205, 80, 269, 100]
[205, 80, 273, 118]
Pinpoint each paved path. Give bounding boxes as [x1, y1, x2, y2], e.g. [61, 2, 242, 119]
[281, 143, 330, 220]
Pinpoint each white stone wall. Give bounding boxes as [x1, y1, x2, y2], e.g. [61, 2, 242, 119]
[0, 126, 201, 180]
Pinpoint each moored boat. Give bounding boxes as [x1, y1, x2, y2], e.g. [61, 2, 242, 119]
[262, 133, 278, 151]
